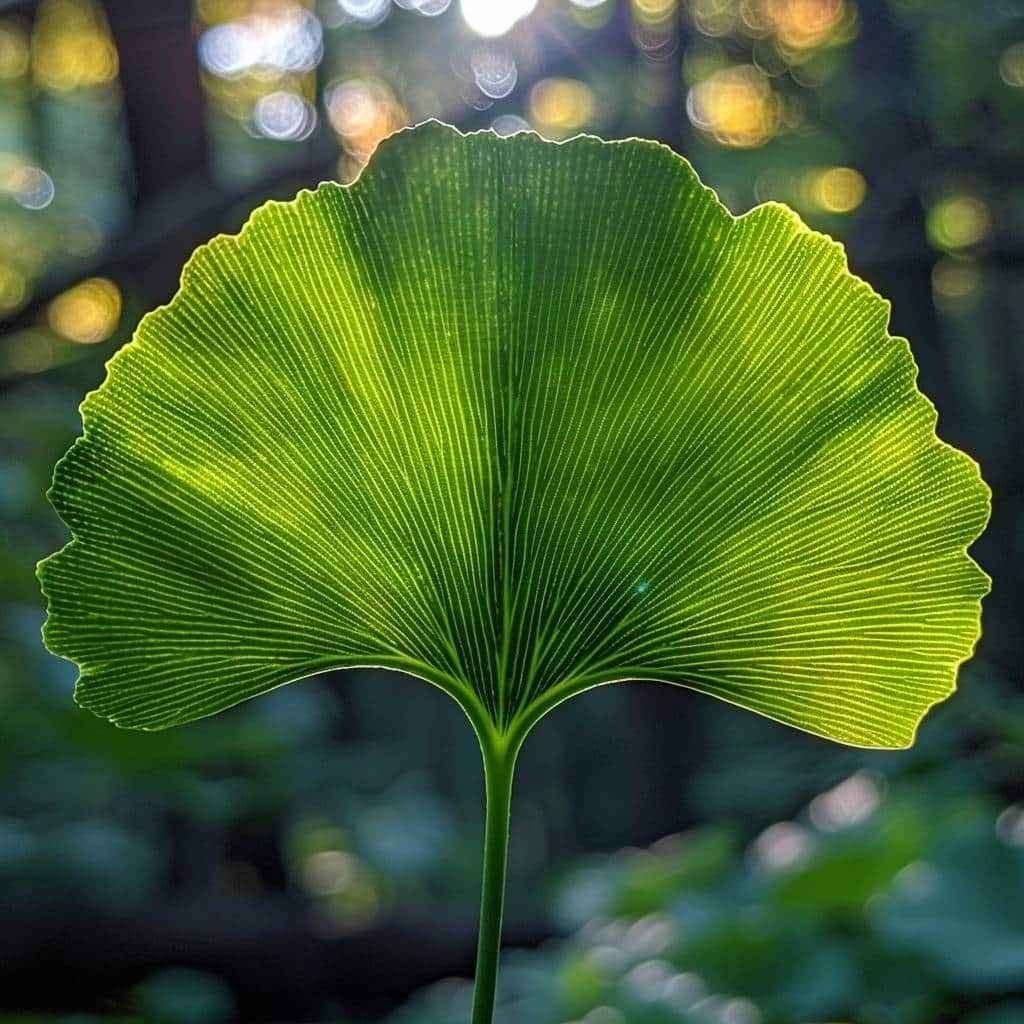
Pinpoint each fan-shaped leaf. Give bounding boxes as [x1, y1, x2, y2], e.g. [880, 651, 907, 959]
[39, 122, 988, 749]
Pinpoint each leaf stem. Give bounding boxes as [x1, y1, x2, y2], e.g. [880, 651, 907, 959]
[470, 733, 517, 1024]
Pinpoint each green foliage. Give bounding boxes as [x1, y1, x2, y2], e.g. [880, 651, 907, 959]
[37, 123, 991, 1023]
[40, 122, 987, 749]
[131, 968, 234, 1024]
[872, 810, 1024, 990]
[390, 766, 1024, 1024]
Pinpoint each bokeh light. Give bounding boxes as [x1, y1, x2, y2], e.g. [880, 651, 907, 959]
[63, 214, 106, 258]
[47, 277, 121, 344]
[808, 772, 881, 831]
[0, 4, 1022, 1020]
[683, 39, 729, 85]
[290, 823, 382, 932]
[198, 5, 323, 79]
[337, 0, 391, 26]
[0, 156, 55, 211]
[633, 0, 678, 26]
[196, 2, 328, 177]
[999, 41, 1024, 88]
[0, 265, 28, 315]
[471, 46, 518, 100]
[0, 215, 46, 297]
[529, 78, 597, 139]
[395, 0, 453, 14]
[491, 113, 532, 136]
[569, 0, 616, 31]
[4, 329, 57, 374]
[460, 0, 538, 38]
[752, 820, 814, 872]
[632, 0, 679, 59]
[687, 0, 739, 38]
[325, 77, 407, 173]
[760, 0, 846, 51]
[804, 165, 866, 213]
[687, 64, 781, 148]
[30, 0, 119, 92]
[10, 167, 55, 211]
[926, 195, 991, 251]
[253, 90, 317, 140]
[932, 256, 982, 313]
[0, 22, 29, 80]
[302, 848, 359, 895]
[996, 805, 1024, 847]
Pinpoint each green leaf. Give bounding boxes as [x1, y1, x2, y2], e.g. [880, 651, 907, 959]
[771, 802, 925, 915]
[39, 121, 988, 748]
[871, 810, 1024, 990]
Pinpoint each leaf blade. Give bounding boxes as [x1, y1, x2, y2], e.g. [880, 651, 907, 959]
[40, 122, 989, 746]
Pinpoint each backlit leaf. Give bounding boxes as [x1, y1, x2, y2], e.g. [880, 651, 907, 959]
[39, 122, 989, 748]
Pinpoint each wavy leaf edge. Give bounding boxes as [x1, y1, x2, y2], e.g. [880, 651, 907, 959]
[38, 120, 991, 751]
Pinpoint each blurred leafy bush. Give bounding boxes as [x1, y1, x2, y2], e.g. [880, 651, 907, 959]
[387, 666, 1024, 1024]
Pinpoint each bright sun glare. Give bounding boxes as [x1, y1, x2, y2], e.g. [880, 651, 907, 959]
[460, 0, 538, 37]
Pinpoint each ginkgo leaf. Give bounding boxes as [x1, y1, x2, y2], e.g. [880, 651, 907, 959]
[39, 121, 988, 751]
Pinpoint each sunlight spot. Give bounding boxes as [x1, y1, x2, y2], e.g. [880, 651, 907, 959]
[472, 46, 518, 99]
[302, 849, 357, 894]
[664, 971, 706, 1010]
[338, 0, 390, 26]
[395, 0, 453, 14]
[927, 194, 990, 251]
[996, 804, 1024, 847]
[0, 264, 27, 313]
[932, 256, 982, 312]
[460, 0, 538, 37]
[804, 165, 866, 213]
[588, 943, 627, 972]
[633, 0, 677, 26]
[0, 22, 29, 79]
[761, 0, 845, 50]
[808, 772, 881, 830]
[688, 0, 739, 38]
[47, 277, 121, 344]
[752, 820, 813, 871]
[491, 113, 531, 136]
[687, 64, 781, 148]
[300, 847, 380, 929]
[623, 914, 674, 955]
[999, 41, 1024, 87]
[529, 77, 596, 138]
[4, 164, 55, 209]
[253, 90, 317, 140]
[624, 959, 675, 1000]
[198, 5, 322, 78]
[326, 77, 406, 167]
[31, 0, 119, 92]
[13, 167, 55, 210]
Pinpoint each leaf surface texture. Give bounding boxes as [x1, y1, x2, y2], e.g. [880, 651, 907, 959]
[41, 123, 989, 746]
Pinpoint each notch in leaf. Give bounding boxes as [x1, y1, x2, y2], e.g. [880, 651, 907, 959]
[38, 122, 989, 1024]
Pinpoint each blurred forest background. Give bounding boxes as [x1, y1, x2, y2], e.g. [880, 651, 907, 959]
[1, 0, 1022, 1022]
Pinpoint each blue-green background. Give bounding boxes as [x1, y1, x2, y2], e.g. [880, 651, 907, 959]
[1, 1, 1022, 1021]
